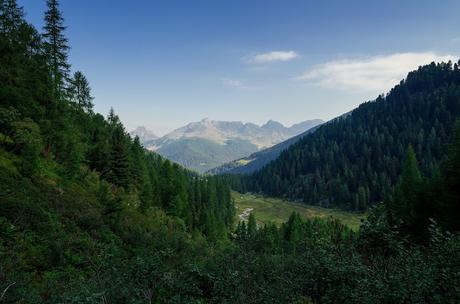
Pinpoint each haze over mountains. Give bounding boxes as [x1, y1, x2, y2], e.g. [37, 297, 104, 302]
[210, 112, 353, 175]
[131, 118, 323, 172]
[129, 126, 158, 143]
[209, 124, 322, 175]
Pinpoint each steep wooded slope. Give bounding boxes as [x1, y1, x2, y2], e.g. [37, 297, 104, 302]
[230, 62, 460, 210]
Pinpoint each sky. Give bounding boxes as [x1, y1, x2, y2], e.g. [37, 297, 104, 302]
[18, 0, 460, 136]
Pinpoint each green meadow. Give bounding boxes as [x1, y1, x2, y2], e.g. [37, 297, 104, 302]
[233, 191, 366, 230]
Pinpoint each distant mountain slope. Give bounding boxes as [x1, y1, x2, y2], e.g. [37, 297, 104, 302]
[135, 118, 324, 172]
[209, 124, 322, 175]
[154, 137, 258, 172]
[129, 126, 158, 142]
[229, 61, 460, 211]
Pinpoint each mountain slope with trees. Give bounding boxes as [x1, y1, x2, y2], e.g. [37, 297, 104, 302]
[0, 1, 234, 301]
[1, 1, 460, 303]
[209, 124, 322, 175]
[227, 61, 460, 210]
[139, 118, 323, 172]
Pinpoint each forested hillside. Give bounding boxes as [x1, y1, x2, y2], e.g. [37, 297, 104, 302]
[1, 1, 460, 303]
[227, 62, 460, 210]
[0, 1, 234, 301]
[0, 0, 234, 234]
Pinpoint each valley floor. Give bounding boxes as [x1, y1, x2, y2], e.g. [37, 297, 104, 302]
[233, 191, 365, 230]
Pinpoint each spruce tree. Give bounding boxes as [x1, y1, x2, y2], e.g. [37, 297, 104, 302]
[43, 0, 69, 99]
[69, 71, 94, 112]
[247, 213, 257, 238]
[0, 0, 24, 35]
[440, 120, 460, 231]
[386, 146, 422, 234]
[130, 136, 147, 188]
[108, 107, 121, 127]
[108, 125, 131, 188]
[236, 221, 247, 241]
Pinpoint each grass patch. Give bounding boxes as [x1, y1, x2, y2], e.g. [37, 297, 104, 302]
[235, 158, 253, 165]
[233, 191, 366, 230]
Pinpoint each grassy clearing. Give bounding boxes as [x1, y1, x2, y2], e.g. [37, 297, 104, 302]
[233, 191, 366, 230]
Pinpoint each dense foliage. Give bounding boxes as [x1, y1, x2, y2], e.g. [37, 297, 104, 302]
[226, 62, 460, 211]
[385, 122, 460, 243]
[0, 1, 234, 301]
[1, 1, 459, 303]
[0, 0, 234, 233]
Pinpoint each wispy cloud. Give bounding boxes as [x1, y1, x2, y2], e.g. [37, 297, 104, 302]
[222, 78, 244, 88]
[246, 51, 299, 64]
[297, 52, 457, 93]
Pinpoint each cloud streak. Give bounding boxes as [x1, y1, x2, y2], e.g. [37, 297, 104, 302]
[222, 78, 243, 88]
[247, 51, 298, 64]
[297, 52, 457, 93]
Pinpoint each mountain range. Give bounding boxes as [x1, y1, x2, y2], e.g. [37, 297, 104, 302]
[209, 112, 353, 175]
[208, 125, 320, 175]
[132, 118, 323, 172]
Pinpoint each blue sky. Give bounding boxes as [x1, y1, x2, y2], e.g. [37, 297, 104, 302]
[19, 0, 460, 135]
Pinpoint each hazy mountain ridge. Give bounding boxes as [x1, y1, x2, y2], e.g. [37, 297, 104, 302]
[208, 124, 323, 175]
[208, 114, 355, 175]
[134, 118, 323, 172]
[146, 118, 323, 149]
[129, 126, 158, 142]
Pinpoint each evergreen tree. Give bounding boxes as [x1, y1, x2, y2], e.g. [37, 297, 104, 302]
[247, 213, 257, 238]
[386, 146, 423, 238]
[69, 71, 94, 112]
[283, 212, 304, 249]
[390, 148, 421, 213]
[236, 221, 247, 241]
[108, 107, 121, 127]
[43, 0, 69, 99]
[130, 136, 147, 188]
[430, 120, 460, 233]
[108, 125, 131, 188]
[0, 0, 24, 34]
[444, 120, 460, 206]
[171, 176, 188, 217]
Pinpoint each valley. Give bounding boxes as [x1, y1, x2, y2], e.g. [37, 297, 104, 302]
[132, 118, 323, 172]
[233, 192, 365, 230]
[2, 1, 460, 302]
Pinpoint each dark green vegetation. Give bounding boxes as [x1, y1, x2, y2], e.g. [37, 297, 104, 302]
[0, 1, 233, 301]
[226, 63, 460, 211]
[1, 1, 460, 303]
[233, 192, 364, 230]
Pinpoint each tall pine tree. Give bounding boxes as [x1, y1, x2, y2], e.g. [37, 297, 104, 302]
[43, 0, 69, 99]
[386, 146, 422, 235]
[0, 0, 24, 35]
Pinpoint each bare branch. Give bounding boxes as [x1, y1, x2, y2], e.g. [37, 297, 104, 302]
[0, 282, 16, 302]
